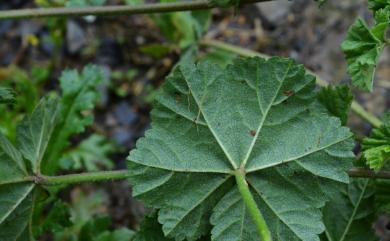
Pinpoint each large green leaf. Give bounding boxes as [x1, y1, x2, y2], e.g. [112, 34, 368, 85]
[42, 65, 105, 174]
[322, 179, 377, 241]
[127, 57, 354, 241]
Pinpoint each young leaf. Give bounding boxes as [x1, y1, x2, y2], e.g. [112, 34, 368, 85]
[368, 0, 390, 12]
[16, 98, 59, 173]
[322, 179, 377, 241]
[317, 85, 353, 125]
[0, 87, 15, 104]
[127, 57, 354, 241]
[341, 7, 389, 91]
[59, 134, 114, 171]
[42, 65, 105, 174]
[362, 115, 390, 170]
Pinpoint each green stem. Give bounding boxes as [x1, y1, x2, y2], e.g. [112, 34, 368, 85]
[38, 170, 130, 185]
[199, 39, 383, 128]
[0, 0, 270, 20]
[234, 169, 272, 241]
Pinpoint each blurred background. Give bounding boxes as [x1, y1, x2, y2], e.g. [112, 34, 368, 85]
[0, 0, 389, 240]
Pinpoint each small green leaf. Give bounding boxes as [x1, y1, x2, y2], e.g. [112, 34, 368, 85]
[341, 19, 384, 91]
[42, 65, 105, 174]
[16, 97, 59, 173]
[132, 213, 173, 241]
[317, 85, 353, 125]
[342, 5, 389, 91]
[59, 134, 114, 171]
[0, 87, 15, 104]
[368, 0, 390, 12]
[322, 179, 377, 241]
[362, 115, 390, 171]
[128, 57, 354, 241]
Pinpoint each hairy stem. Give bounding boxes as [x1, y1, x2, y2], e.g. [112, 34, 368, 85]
[6, 167, 389, 188]
[0, 0, 270, 20]
[199, 39, 383, 128]
[234, 169, 272, 241]
[38, 170, 130, 185]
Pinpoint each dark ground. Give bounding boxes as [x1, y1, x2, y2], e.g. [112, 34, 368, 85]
[0, 0, 389, 239]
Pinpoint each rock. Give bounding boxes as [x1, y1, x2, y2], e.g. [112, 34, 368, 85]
[66, 20, 86, 54]
[256, 0, 293, 24]
[114, 101, 137, 125]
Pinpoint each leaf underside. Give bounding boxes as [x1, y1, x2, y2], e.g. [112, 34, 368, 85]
[127, 57, 354, 241]
[0, 98, 59, 241]
[322, 179, 377, 241]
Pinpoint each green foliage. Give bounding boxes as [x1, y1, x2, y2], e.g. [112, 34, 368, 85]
[369, 0, 390, 12]
[127, 57, 354, 241]
[317, 85, 353, 126]
[322, 180, 377, 241]
[0, 66, 41, 140]
[0, 87, 15, 104]
[132, 213, 174, 241]
[66, 0, 107, 7]
[0, 97, 59, 241]
[362, 113, 390, 171]
[153, 9, 211, 48]
[210, 0, 239, 8]
[43, 65, 106, 174]
[341, 5, 389, 91]
[59, 134, 115, 171]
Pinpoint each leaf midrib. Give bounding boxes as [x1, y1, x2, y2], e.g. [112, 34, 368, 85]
[339, 179, 369, 241]
[240, 61, 291, 168]
[164, 176, 230, 236]
[246, 134, 352, 173]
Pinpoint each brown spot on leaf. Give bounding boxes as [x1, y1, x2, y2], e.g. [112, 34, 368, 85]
[284, 90, 295, 97]
[250, 130, 256, 136]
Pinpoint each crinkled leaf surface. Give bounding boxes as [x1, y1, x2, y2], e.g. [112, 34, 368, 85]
[42, 65, 105, 174]
[127, 57, 354, 241]
[322, 180, 377, 241]
[342, 7, 389, 91]
[362, 114, 390, 170]
[317, 85, 353, 126]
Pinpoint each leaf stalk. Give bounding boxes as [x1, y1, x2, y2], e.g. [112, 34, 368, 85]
[234, 168, 273, 241]
[37, 170, 130, 185]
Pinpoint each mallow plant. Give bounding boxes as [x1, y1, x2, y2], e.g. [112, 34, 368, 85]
[0, 0, 390, 240]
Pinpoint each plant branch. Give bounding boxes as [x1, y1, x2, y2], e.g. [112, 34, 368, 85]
[5, 167, 389, 188]
[37, 170, 130, 185]
[234, 169, 272, 241]
[0, 0, 270, 20]
[348, 167, 390, 179]
[199, 39, 383, 128]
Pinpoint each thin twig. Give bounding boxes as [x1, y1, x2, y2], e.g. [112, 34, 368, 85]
[199, 39, 383, 128]
[348, 167, 390, 179]
[0, 0, 270, 20]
